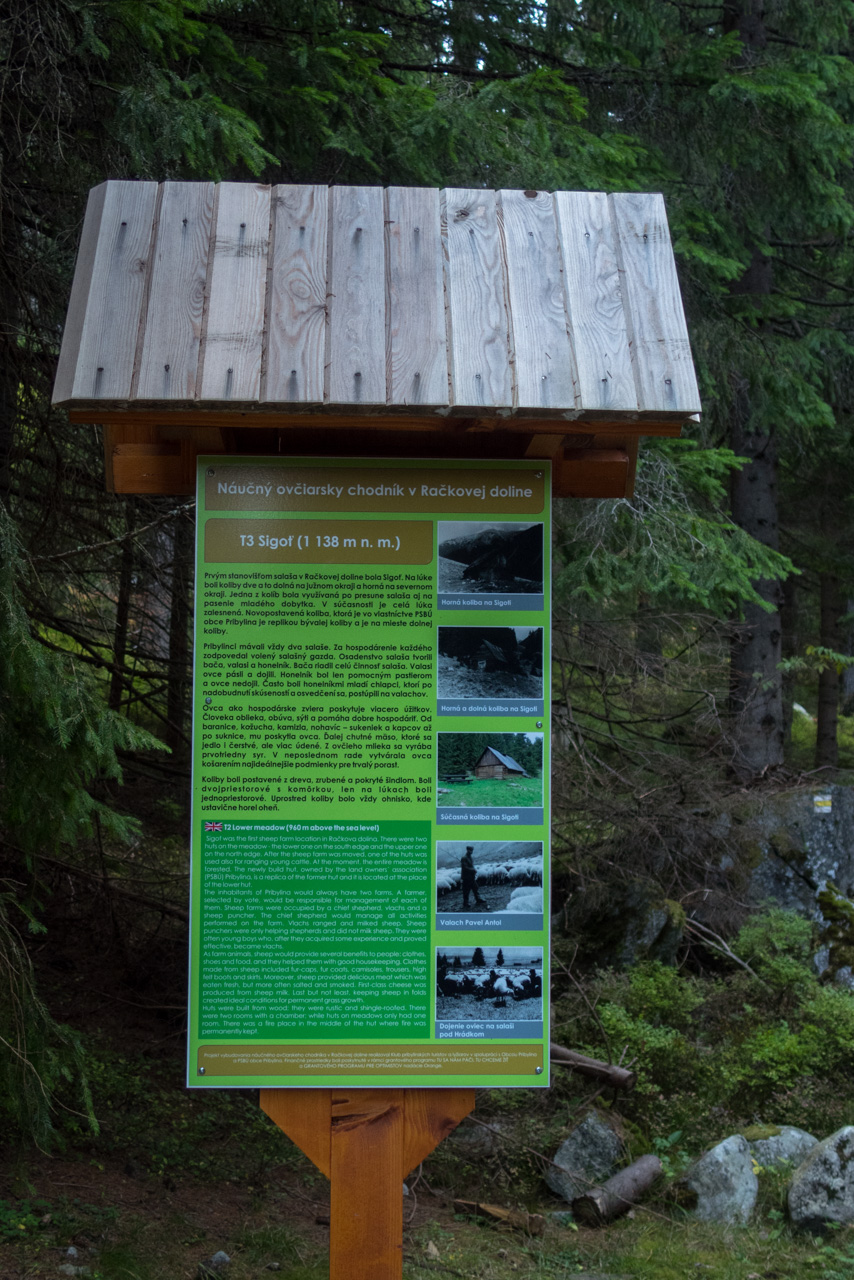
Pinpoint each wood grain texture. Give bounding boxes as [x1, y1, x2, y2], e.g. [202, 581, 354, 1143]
[264, 185, 328, 404]
[609, 192, 701, 414]
[54, 183, 109, 405]
[442, 188, 512, 409]
[499, 190, 577, 410]
[556, 448, 629, 498]
[260, 1089, 332, 1178]
[554, 190, 637, 413]
[385, 187, 448, 408]
[330, 1089, 404, 1280]
[135, 182, 214, 402]
[403, 1088, 475, 1174]
[327, 186, 386, 405]
[55, 181, 158, 403]
[198, 183, 271, 403]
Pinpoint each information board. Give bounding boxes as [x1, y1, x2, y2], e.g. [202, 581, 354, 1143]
[188, 457, 550, 1088]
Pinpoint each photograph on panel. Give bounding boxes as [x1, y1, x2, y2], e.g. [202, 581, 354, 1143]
[436, 521, 544, 594]
[436, 840, 543, 915]
[436, 946, 543, 1021]
[437, 625, 543, 701]
[437, 732, 544, 808]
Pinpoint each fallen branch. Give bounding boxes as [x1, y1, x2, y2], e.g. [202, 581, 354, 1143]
[549, 1044, 637, 1093]
[453, 1200, 544, 1235]
[570, 1154, 662, 1226]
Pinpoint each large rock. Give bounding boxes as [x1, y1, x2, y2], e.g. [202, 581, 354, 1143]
[678, 1135, 758, 1224]
[788, 1126, 854, 1232]
[545, 1111, 623, 1203]
[745, 1124, 818, 1171]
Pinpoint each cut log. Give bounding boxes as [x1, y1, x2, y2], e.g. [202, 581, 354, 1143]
[549, 1044, 637, 1093]
[453, 1200, 545, 1235]
[570, 1154, 662, 1226]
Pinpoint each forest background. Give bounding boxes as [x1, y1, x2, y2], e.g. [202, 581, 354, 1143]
[4, 0, 854, 1254]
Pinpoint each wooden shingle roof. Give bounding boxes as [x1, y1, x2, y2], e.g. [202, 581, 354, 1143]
[53, 182, 700, 422]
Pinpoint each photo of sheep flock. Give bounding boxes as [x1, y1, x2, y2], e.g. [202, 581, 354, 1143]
[435, 840, 543, 915]
[436, 947, 543, 1022]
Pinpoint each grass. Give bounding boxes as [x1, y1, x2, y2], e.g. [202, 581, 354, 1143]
[437, 776, 544, 807]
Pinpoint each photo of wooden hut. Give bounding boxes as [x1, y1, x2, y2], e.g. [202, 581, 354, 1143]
[474, 746, 530, 780]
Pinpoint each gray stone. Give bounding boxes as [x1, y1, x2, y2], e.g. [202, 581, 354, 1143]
[788, 1126, 854, 1232]
[545, 1111, 623, 1203]
[748, 1126, 818, 1171]
[679, 1135, 758, 1224]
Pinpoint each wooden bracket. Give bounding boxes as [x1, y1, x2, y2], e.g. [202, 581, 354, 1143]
[260, 1086, 475, 1279]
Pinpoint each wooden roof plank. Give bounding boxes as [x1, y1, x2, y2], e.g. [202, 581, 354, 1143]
[55, 180, 159, 403]
[499, 189, 578, 412]
[442, 188, 513, 410]
[327, 186, 386, 406]
[553, 190, 637, 413]
[385, 186, 449, 409]
[134, 181, 214, 403]
[609, 192, 701, 415]
[197, 182, 271, 404]
[263, 184, 328, 405]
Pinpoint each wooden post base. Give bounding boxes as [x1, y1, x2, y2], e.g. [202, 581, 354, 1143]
[261, 1087, 475, 1280]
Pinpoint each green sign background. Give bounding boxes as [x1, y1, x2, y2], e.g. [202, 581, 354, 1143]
[188, 457, 550, 1087]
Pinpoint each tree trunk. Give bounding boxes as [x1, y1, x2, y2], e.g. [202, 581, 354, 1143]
[729, 405, 784, 776]
[842, 597, 854, 714]
[108, 501, 136, 711]
[780, 574, 798, 746]
[570, 1155, 662, 1226]
[815, 570, 841, 769]
[166, 509, 193, 756]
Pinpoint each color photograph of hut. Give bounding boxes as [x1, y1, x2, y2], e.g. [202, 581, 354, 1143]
[437, 732, 543, 808]
[474, 746, 529, 780]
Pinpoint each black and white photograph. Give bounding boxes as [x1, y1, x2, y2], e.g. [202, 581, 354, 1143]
[437, 522, 544, 595]
[438, 626, 543, 701]
[436, 841, 543, 915]
[436, 947, 543, 1022]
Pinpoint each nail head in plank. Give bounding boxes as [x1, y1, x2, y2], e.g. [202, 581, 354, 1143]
[554, 190, 637, 413]
[56, 181, 159, 403]
[609, 192, 700, 414]
[327, 186, 386, 406]
[443, 188, 512, 409]
[499, 190, 578, 411]
[385, 187, 448, 408]
[198, 183, 271, 404]
[135, 182, 215, 402]
[264, 185, 329, 404]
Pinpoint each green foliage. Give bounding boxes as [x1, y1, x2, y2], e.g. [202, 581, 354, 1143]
[557, 912, 854, 1139]
[557, 440, 796, 617]
[0, 506, 160, 856]
[0, 890, 96, 1148]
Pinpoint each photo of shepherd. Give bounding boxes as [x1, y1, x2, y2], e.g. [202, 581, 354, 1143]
[436, 947, 543, 1022]
[437, 732, 544, 807]
[438, 626, 543, 701]
[437, 521, 544, 594]
[436, 841, 543, 915]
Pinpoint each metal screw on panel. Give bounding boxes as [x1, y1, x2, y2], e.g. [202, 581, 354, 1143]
[536, 721, 543, 729]
[198, 1066, 206, 1075]
[205, 697, 212, 705]
[535, 1066, 543, 1075]
[207, 468, 215, 476]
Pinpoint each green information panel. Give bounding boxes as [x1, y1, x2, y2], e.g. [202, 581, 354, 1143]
[188, 457, 550, 1088]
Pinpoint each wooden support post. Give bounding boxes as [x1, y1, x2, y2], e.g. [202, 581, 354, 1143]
[261, 1086, 475, 1280]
